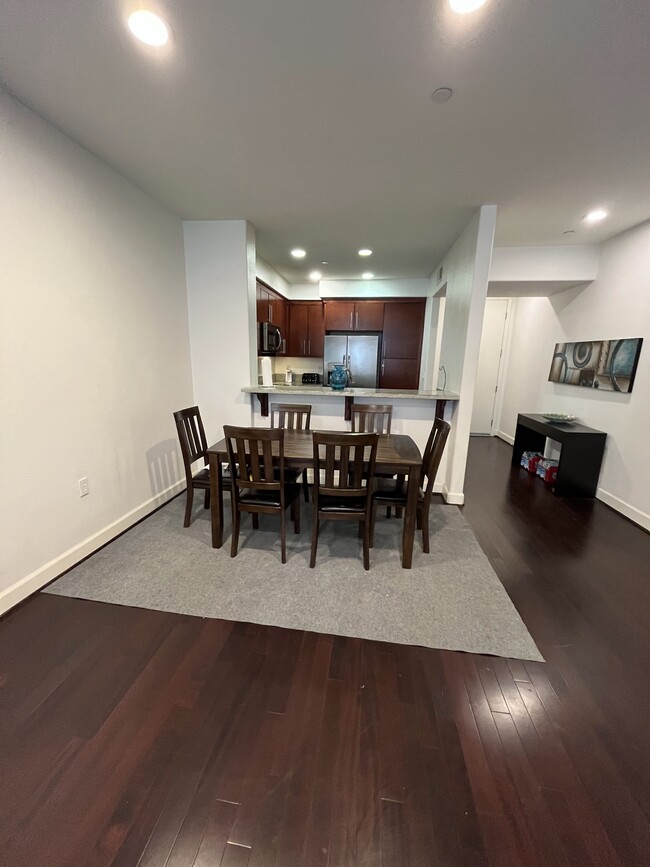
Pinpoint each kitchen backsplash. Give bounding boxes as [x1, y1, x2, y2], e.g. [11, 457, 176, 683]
[272, 356, 324, 378]
[257, 356, 324, 385]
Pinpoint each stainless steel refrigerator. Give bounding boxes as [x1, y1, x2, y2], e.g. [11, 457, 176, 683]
[324, 334, 380, 388]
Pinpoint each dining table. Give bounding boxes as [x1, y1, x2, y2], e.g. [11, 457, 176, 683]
[207, 429, 423, 568]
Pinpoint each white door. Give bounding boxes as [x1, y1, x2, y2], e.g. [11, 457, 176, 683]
[471, 299, 508, 435]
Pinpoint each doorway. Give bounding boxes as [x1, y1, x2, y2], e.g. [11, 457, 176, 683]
[471, 298, 509, 435]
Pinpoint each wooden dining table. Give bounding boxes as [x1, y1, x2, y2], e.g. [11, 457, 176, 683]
[207, 429, 422, 568]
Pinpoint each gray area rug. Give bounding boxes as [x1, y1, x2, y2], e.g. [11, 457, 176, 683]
[45, 496, 543, 661]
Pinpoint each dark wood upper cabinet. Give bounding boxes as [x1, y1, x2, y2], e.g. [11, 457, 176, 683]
[324, 301, 355, 331]
[381, 301, 425, 360]
[307, 303, 324, 357]
[287, 303, 309, 357]
[355, 301, 384, 330]
[256, 280, 288, 354]
[287, 302, 324, 357]
[324, 300, 384, 331]
[379, 300, 426, 390]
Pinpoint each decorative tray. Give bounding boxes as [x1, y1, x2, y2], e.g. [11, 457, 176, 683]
[542, 413, 577, 423]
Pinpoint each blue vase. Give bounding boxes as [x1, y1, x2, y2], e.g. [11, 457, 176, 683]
[330, 363, 348, 390]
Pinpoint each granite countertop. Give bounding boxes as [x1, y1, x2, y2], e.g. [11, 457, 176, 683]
[241, 385, 460, 401]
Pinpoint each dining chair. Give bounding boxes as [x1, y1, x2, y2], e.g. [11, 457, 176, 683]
[173, 406, 212, 527]
[350, 403, 393, 434]
[351, 403, 399, 516]
[370, 418, 451, 554]
[310, 431, 378, 571]
[223, 425, 301, 564]
[271, 403, 312, 502]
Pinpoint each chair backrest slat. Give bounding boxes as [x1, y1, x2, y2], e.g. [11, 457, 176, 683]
[351, 404, 393, 435]
[312, 431, 378, 501]
[223, 426, 284, 497]
[174, 406, 208, 476]
[271, 403, 312, 432]
[422, 419, 451, 497]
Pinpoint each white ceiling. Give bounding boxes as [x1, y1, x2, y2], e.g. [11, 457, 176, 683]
[2, 0, 649, 282]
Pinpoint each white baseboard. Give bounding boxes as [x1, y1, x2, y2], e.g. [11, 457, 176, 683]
[0, 480, 185, 617]
[495, 430, 514, 445]
[597, 488, 649, 532]
[442, 485, 464, 506]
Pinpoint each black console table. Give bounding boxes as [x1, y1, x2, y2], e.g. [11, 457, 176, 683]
[512, 413, 606, 497]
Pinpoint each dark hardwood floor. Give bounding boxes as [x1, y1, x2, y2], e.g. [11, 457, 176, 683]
[1, 436, 649, 866]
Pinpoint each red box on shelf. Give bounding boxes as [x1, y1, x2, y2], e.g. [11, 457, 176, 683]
[536, 459, 559, 483]
[520, 451, 543, 472]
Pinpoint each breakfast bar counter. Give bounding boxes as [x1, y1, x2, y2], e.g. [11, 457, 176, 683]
[242, 385, 460, 420]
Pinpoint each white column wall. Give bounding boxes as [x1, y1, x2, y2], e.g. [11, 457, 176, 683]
[183, 221, 258, 440]
[436, 205, 498, 503]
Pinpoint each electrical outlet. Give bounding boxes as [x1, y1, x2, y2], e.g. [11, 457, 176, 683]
[78, 477, 89, 497]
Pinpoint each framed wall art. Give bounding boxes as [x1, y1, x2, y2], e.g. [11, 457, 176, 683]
[548, 338, 643, 393]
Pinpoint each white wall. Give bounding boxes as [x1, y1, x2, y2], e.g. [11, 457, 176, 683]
[0, 95, 193, 614]
[436, 205, 498, 503]
[284, 283, 321, 301]
[490, 245, 600, 282]
[320, 278, 430, 298]
[496, 220, 650, 529]
[256, 257, 290, 296]
[184, 221, 257, 437]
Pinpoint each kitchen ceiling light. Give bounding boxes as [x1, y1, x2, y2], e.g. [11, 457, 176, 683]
[362, 272, 374, 280]
[291, 248, 306, 258]
[431, 87, 453, 104]
[358, 249, 372, 257]
[583, 209, 608, 223]
[309, 271, 322, 282]
[127, 10, 169, 46]
[449, 0, 487, 12]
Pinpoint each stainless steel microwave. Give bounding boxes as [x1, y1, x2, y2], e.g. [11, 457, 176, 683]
[258, 321, 283, 354]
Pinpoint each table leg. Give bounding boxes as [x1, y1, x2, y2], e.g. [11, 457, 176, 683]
[401, 464, 421, 569]
[209, 452, 224, 548]
[511, 419, 545, 467]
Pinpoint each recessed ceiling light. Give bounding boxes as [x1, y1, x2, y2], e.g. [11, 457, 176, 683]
[309, 271, 322, 282]
[449, 0, 487, 12]
[127, 10, 170, 46]
[583, 209, 608, 223]
[321, 261, 329, 265]
[362, 272, 374, 280]
[431, 87, 453, 104]
[291, 248, 306, 258]
[358, 249, 373, 257]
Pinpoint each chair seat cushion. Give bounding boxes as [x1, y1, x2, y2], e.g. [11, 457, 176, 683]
[372, 478, 423, 503]
[318, 495, 368, 513]
[275, 467, 303, 483]
[193, 464, 230, 487]
[192, 468, 211, 487]
[239, 484, 300, 507]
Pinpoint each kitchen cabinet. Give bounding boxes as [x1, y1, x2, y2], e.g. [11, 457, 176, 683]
[288, 302, 324, 357]
[324, 300, 384, 331]
[256, 280, 287, 354]
[379, 300, 426, 390]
